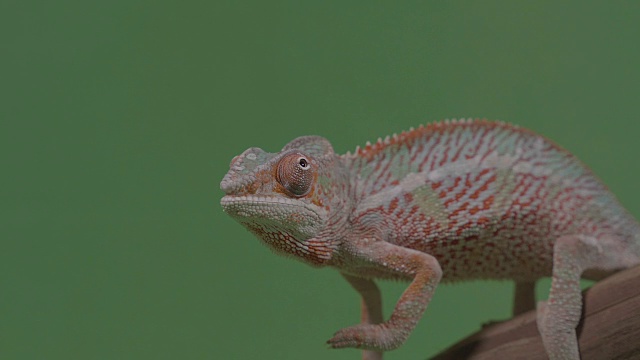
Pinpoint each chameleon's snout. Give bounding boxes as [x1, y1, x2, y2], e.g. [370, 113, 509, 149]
[220, 169, 257, 196]
[219, 175, 237, 195]
[220, 147, 277, 195]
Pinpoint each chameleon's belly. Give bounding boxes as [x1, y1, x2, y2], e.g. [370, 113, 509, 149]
[408, 233, 554, 282]
[388, 212, 557, 282]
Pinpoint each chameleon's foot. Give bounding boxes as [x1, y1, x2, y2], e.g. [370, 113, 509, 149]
[326, 323, 405, 351]
[536, 299, 580, 360]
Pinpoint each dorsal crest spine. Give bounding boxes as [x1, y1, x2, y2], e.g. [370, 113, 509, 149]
[350, 118, 516, 158]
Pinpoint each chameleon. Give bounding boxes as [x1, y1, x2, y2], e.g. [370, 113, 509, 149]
[219, 119, 640, 359]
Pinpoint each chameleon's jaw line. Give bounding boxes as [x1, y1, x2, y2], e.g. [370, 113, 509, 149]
[220, 194, 328, 249]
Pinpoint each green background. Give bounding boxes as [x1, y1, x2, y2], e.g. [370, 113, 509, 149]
[2, 1, 639, 359]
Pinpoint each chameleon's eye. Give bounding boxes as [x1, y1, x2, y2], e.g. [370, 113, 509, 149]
[277, 153, 313, 197]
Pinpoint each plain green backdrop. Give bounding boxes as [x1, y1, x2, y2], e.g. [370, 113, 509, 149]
[2, 1, 639, 359]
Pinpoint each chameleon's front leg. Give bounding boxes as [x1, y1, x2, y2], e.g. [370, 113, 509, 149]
[341, 273, 384, 360]
[328, 239, 443, 352]
[513, 281, 536, 316]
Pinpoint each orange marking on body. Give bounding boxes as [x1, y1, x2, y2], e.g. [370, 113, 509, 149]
[449, 201, 469, 218]
[445, 218, 458, 232]
[455, 189, 468, 202]
[410, 143, 424, 162]
[465, 175, 473, 188]
[520, 181, 532, 197]
[445, 186, 469, 207]
[482, 195, 494, 209]
[475, 168, 491, 180]
[455, 222, 472, 236]
[470, 174, 496, 199]
[388, 198, 399, 212]
[450, 142, 465, 163]
[404, 193, 414, 203]
[408, 205, 419, 217]
[446, 177, 461, 192]
[438, 150, 448, 167]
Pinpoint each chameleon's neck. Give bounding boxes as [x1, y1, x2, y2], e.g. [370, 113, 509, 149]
[313, 155, 354, 239]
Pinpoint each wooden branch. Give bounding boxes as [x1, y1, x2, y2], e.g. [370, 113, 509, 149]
[431, 265, 640, 360]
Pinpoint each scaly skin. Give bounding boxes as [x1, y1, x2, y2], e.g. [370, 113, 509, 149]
[220, 119, 640, 360]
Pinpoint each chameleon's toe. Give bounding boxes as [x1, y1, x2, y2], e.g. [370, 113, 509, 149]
[327, 324, 383, 349]
[327, 325, 366, 349]
[327, 323, 405, 351]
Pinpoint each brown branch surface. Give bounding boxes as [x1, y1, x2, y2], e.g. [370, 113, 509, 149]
[431, 265, 640, 360]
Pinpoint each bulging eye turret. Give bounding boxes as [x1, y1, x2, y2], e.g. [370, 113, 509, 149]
[277, 153, 313, 197]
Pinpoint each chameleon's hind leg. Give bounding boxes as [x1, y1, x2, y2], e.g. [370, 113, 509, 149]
[513, 281, 536, 316]
[341, 273, 384, 360]
[536, 234, 606, 360]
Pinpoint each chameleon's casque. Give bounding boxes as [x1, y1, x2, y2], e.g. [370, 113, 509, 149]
[220, 119, 640, 360]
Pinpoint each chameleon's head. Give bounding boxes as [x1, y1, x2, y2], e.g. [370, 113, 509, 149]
[220, 136, 345, 266]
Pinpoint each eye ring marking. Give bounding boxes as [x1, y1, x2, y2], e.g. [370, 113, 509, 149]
[277, 153, 314, 197]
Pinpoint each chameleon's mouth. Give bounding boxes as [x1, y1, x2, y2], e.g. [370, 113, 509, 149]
[220, 194, 320, 220]
[220, 194, 302, 208]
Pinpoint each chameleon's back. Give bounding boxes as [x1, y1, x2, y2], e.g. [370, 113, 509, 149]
[345, 119, 640, 281]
